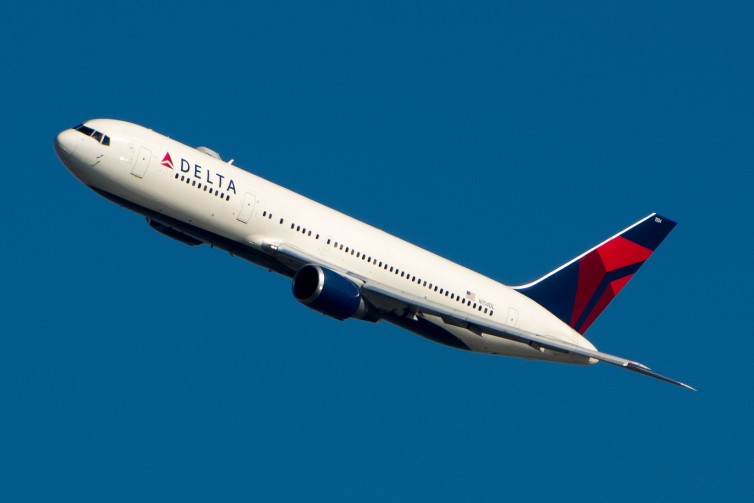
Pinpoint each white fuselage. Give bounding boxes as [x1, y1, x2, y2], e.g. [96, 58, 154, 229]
[55, 119, 595, 364]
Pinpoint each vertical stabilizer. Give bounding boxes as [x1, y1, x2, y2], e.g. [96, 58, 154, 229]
[513, 214, 676, 334]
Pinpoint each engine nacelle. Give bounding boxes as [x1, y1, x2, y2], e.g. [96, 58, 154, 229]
[292, 265, 378, 321]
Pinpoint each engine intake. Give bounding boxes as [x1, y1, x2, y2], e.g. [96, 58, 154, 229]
[292, 265, 377, 321]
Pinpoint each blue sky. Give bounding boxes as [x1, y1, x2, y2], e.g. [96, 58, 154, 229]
[2, 1, 753, 500]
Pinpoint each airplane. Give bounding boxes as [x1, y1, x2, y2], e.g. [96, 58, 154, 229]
[54, 119, 694, 390]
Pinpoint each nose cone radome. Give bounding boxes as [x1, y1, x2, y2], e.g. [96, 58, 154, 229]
[54, 129, 79, 160]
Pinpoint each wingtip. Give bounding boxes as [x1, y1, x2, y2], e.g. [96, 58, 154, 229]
[625, 362, 696, 391]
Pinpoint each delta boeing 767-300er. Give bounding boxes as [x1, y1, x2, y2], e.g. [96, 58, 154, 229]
[54, 119, 694, 390]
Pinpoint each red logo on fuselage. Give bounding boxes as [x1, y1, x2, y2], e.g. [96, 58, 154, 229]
[161, 152, 174, 169]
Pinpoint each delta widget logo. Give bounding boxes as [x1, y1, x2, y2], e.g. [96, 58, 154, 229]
[161, 152, 174, 169]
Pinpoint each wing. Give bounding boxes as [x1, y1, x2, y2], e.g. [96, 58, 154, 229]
[362, 281, 695, 390]
[263, 241, 696, 391]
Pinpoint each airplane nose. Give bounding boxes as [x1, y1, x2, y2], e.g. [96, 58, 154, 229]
[54, 129, 79, 160]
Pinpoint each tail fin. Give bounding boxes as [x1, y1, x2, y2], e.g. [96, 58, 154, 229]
[513, 213, 676, 334]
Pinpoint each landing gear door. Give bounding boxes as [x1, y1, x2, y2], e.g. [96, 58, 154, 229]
[132, 146, 151, 178]
[237, 193, 256, 223]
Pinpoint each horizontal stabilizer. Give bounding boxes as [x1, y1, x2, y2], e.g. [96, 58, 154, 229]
[624, 362, 696, 391]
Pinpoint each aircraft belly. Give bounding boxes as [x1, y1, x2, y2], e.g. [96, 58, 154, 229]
[381, 313, 468, 350]
[90, 187, 289, 275]
[472, 332, 592, 364]
[411, 312, 591, 365]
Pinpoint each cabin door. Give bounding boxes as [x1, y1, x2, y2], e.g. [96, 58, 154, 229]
[237, 193, 256, 223]
[131, 146, 151, 178]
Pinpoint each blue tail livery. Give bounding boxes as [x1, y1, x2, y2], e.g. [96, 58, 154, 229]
[514, 213, 676, 334]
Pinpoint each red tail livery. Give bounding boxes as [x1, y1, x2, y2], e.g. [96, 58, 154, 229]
[514, 214, 676, 334]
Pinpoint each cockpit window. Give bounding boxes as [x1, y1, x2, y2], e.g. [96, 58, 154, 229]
[75, 124, 95, 136]
[73, 124, 111, 146]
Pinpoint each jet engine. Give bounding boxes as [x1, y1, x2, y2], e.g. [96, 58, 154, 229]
[292, 265, 378, 321]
